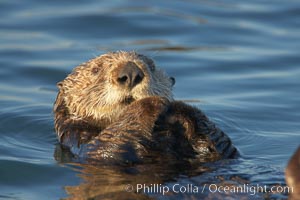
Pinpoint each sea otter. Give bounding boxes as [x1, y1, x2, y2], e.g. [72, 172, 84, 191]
[54, 51, 237, 164]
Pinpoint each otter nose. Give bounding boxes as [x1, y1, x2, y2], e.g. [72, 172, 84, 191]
[117, 61, 144, 88]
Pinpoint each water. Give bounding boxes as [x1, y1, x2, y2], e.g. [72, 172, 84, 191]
[1, 0, 299, 199]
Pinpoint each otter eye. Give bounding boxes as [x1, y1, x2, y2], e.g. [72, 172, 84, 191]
[138, 54, 155, 71]
[146, 60, 155, 72]
[170, 77, 175, 86]
[92, 68, 99, 74]
[149, 64, 155, 72]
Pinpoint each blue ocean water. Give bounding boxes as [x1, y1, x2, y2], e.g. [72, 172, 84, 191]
[0, 0, 299, 199]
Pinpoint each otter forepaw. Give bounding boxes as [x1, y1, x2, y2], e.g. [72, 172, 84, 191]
[135, 96, 169, 114]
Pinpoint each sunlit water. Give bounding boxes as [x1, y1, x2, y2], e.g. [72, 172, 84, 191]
[0, 0, 299, 199]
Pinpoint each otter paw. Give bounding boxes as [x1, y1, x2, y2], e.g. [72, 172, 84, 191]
[137, 96, 169, 110]
[115, 96, 170, 126]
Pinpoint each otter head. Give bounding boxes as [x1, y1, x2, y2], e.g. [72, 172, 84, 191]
[57, 51, 175, 128]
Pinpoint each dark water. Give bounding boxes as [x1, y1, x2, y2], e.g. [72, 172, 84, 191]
[1, 0, 300, 199]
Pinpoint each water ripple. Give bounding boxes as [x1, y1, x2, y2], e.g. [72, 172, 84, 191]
[0, 0, 299, 199]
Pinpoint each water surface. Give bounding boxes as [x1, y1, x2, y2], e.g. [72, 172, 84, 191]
[0, 0, 299, 199]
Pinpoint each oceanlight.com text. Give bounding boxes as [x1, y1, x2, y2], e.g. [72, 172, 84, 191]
[124, 183, 293, 196]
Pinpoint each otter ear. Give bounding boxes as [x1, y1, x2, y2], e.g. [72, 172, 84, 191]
[57, 81, 63, 89]
[170, 77, 176, 86]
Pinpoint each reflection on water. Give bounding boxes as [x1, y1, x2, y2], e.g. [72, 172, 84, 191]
[54, 144, 212, 199]
[56, 150, 288, 200]
[0, 0, 300, 199]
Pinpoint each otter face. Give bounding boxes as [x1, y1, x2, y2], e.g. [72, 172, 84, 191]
[57, 51, 175, 127]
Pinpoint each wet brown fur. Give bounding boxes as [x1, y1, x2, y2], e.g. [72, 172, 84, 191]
[286, 147, 300, 199]
[54, 51, 237, 164]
